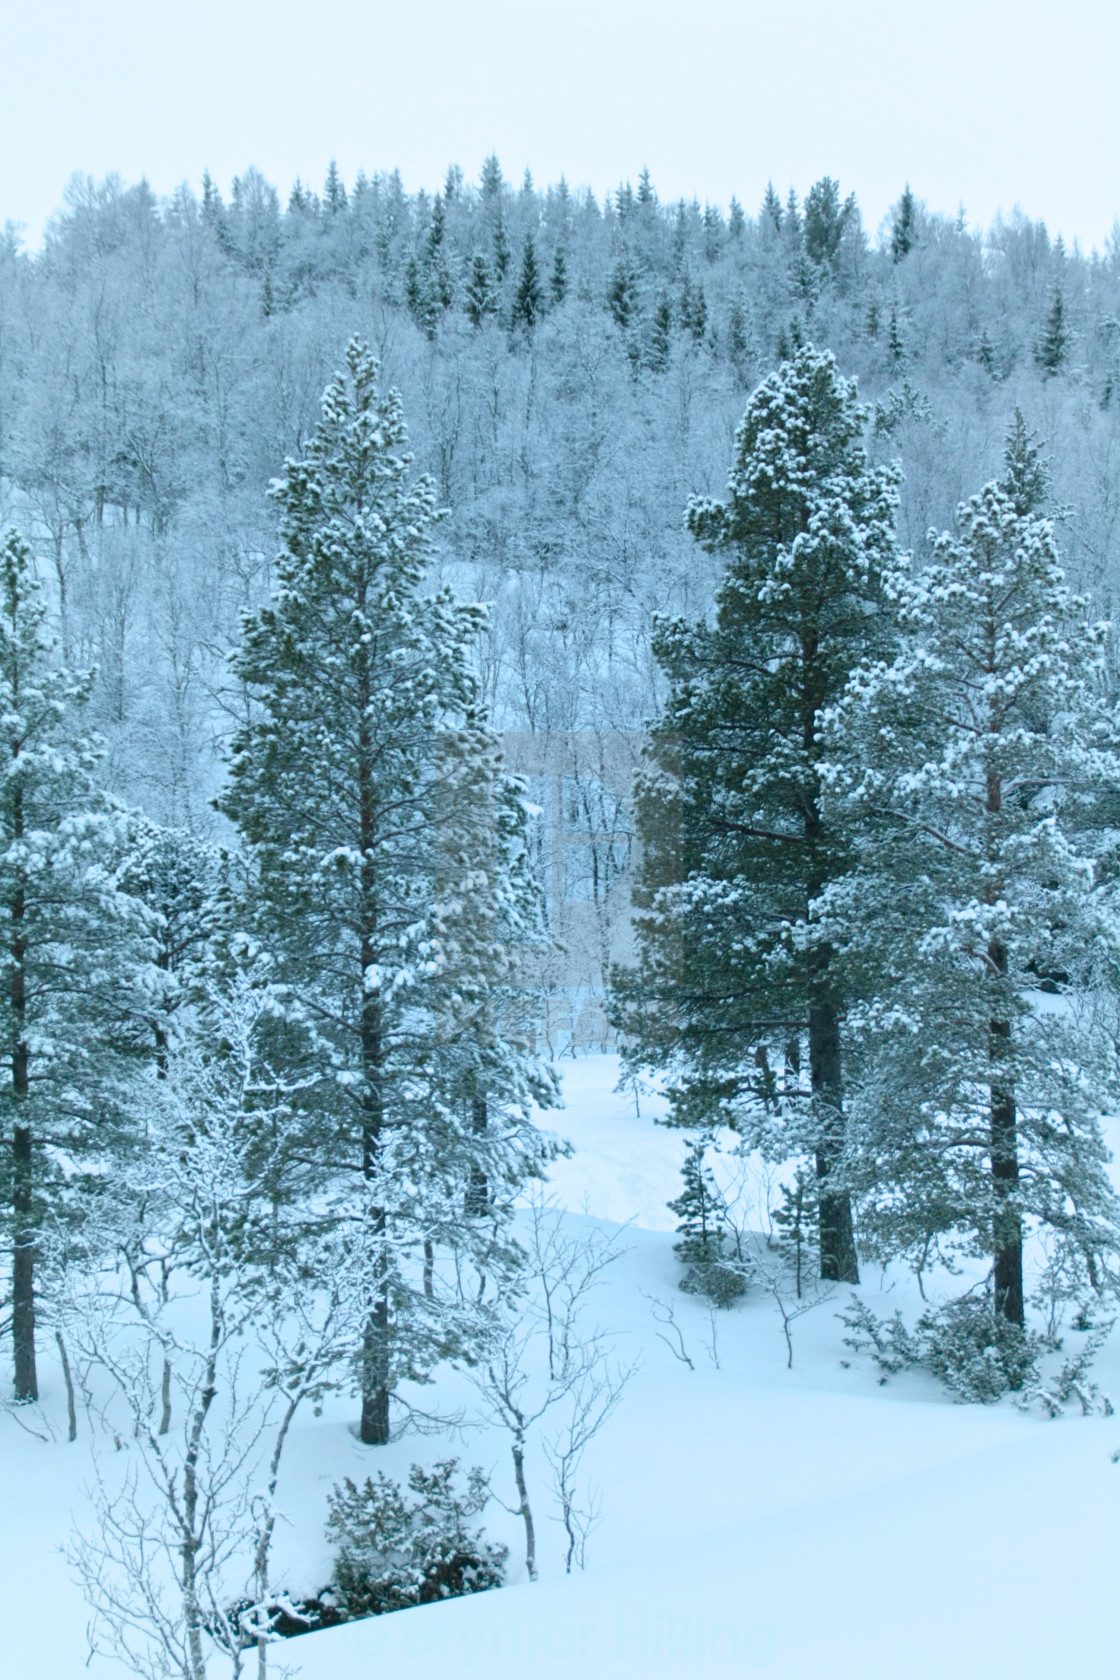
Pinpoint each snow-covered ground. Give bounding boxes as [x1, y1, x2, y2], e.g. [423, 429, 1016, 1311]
[5, 1054, 1119, 1678]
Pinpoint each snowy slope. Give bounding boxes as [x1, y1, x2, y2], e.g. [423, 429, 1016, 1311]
[5, 1052, 1119, 1679]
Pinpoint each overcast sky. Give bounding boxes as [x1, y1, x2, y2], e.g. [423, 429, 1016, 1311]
[4, 0, 1119, 250]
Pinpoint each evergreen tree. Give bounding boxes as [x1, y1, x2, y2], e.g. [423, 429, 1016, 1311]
[549, 245, 568, 306]
[0, 530, 153, 1400]
[668, 1138, 745, 1305]
[324, 160, 348, 214]
[679, 272, 707, 343]
[218, 343, 557, 1442]
[1036, 286, 1068, 375]
[819, 483, 1120, 1320]
[464, 254, 498, 328]
[803, 177, 854, 266]
[1000, 407, 1051, 514]
[647, 294, 673, 372]
[637, 168, 656, 207]
[607, 253, 639, 332]
[761, 182, 783, 233]
[492, 210, 512, 282]
[511, 235, 543, 331]
[890, 185, 916, 262]
[617, 347, 905, 1284]
[480, 154, 503, 200]
[728, 197, 746, 240]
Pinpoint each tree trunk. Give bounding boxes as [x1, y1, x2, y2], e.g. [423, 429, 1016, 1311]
[12, 1120, 37, 1400]
[465, 1088, 489, 1217]
[511, 1440, 537, 1582]
[989, 950, 1023, 1324]
[809, 991, 859, 1285]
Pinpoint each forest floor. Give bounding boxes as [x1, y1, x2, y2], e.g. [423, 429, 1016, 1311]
[6, 1054, 1119, 1679]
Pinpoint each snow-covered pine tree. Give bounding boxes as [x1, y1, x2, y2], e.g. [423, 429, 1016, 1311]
[818, 475, 1120, 1322]
[617, 346, 905, 1283]
[218, 341, 557, 1444]
[0, 529, 154, 1400]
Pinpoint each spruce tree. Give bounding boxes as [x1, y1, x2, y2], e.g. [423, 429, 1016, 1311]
[0, 530, 152, 1400]
[618, 347, 904, 1283]
[890, 186, 916, 262]
[1036, 286, 1068, 375]
[218, 343, 556, 1442]
[819, 481, 1120, 1321]
[511, 235, 543, 331]
[549, 245, 568, 306]
[464, 254, 498, 328]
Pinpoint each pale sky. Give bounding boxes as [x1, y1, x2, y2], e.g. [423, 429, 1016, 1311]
[4, 0, 1119, 250]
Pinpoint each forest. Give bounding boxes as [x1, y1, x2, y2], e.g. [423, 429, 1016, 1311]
[2, 158, 1120, 1678]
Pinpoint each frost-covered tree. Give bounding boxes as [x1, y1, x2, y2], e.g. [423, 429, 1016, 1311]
[818, 481, 1120, 1322]
[0, 529, 153, 1401]
[218, 342, 557, 1444]
[618, 346, 904, 1283]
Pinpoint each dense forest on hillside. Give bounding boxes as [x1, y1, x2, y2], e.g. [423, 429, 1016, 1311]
[3, 160, 1120, 827]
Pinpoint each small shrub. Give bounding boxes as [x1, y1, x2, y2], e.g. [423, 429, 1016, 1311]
[842, 1293, 1041, 1402]
[327, 1459, 507, 1618]
[671, 1138, 749, 1306]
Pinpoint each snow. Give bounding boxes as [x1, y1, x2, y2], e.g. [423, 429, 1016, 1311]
[5, 1052, 1119, 1679]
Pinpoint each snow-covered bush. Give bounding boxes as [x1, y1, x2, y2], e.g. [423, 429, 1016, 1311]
[841, 1294, 1043, 1401]
[326, 1460, 506, 1617]
[670, 1140, 749, 1306]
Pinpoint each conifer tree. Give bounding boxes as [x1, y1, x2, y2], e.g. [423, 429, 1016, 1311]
[819, 482, 1120, 1320]
[511, 235, 543, 331]
[607, 254, 638, 332]
[549, 245, 568, 306]
[647, 295, 673, 372]
[1036, 286, 1068, 375]
[890, 185, 916, 261]
[0, 530, 153, 1400]
[464, 254, 498, 328]
[618, 347, 904, 1284]
[218, 344, 556, 1442]
[324, 160, 348, 214]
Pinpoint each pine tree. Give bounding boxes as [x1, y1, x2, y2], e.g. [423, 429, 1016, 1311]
[549, 245, 568, 305]
[803, 177, 854, 266]
[819, 483, 1120, 1321]
[492, 211, 511, 282]
[637, 168, 656, 207]
[480, 154, 503, 201]
[728, 197, 746, 240]
[511, 235, 543, 331]
[890, 185, 916, 262]
[668, 1138, 745, 1305]
[218, 344, 556, 1442]
[324, 160, 348, 214]
[464, 254, 498, 328]
[1000, 407, 1050, 514]
[647, 294, 673, 372]
[679, 272, 707, 343]
[1036, 286, 1068, 375]
[0, 530, 153, 1400]
[761, 182, 783, 233]
[887, 305, 905, 362]
[607, 253, 638, 332]
[617, 347, 905, 1284]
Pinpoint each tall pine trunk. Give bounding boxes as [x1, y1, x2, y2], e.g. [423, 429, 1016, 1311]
[804, 706, 858, 1285]
[10, 777, 36, 1402]
[989, 952, 1023, 1324]
[986, 761, 1023, 1324]
[358, 692, 391, 1446]
[809, 987, 858, 1284]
